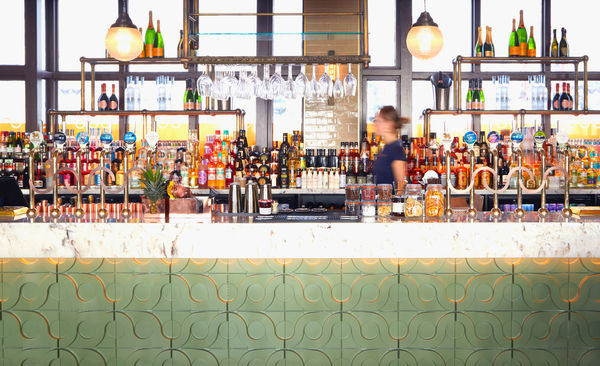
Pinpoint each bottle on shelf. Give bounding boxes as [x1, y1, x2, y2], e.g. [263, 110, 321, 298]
[527, 26, 536, 57]
[177, 30, 184, 58]
[559, 82, 570, 111]
[466, 79, 473, 110]
[109, 84, 118, 111]
[138, 28, 145, 58]
[550, 29, 559, 57]
[183, 79, 194, 110]
[479, 79, 485, 110]
[153, 19, 164, 58]
[475, 26, 483, 57]
[98, 83, 109, 111]
[559, 27, 569, 57]
[484, 26, 495, 57]
[567, 83, 574, 110]
[144, 11, 155, 58]
[508, 19, 520, 57]
[517, 10, 527, 57]
[552, 83, 560, 110]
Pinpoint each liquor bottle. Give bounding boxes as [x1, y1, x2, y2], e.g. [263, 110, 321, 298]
[98, 83, 109, 111]
[479, 131, 489, 160]
[369, 133, 378, 161]
[466, 79, 473, 110]
[527, 26, 536, 57]
[144, 11, 155, 58]
[360, 132, 369, 155]
[183, 79, 194, 110]
[193, 82, 201, 110]
[508, 19, 520, 57]
[279, 157, 290, 188]
[552, 83, 560, 110]
[550, 29, 559, 57]
[559, 82, 569, 110]
[138, 28, 145, 58]
[207, 154, 217, 188]
[475, 26, 483, 57]
[517, 10, 527, 57]
[153, 20, 164, 58]
[484, 26, 495, 57]
[177, 30, 184, 58]
[279, 133, 290, 160]
[559, 27, 569, 57]
[216, 152, 225, 189]
[567, 83, 574, 110]
[479, 79, 485, 110]
[109, 84, 118, 111]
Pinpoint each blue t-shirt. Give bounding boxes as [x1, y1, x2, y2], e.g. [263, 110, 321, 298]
[374, 140, 407, 185]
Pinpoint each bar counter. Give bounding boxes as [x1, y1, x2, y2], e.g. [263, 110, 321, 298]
[2, 212, 599, 258]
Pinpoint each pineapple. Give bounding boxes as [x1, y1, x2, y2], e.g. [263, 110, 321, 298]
[140, 164, 168, 208]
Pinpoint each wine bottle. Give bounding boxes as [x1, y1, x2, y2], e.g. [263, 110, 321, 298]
[517, 10, 527, 57]
[508, 19, 520, 57]
[137, 28, 145, 58]
[488, 27, 495, 56]
[567, 83, 574, 110]
[98, 83, 109, 111]
[109, 84, 118, 111]
[472, 79, 480, 110]
[550, 29, 558, 57]
[144, 11, 155, 58]
[484, 26, 494, 57]
[479, 79, 485, 110]
[177, 30, 184, 58]
[527, 25, 536, 57]
[193, 81, 200, 110]
[552, 83, 560, 110]
[466, 79, 473, 110]
[559, 27, 569, 57]
[559, 82, 569, 110]
[153, 19, 164, 58]
[183, 79, 194, 110]
[475, 26, 483, 57]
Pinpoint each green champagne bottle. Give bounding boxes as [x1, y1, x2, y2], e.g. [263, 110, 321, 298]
[550, 29, 558, 57]
[475, 26, 483, 57]
[508, 19, 520, 57]
[559, 27, 569, 57]
[484, 26, 494, 57]
[517, 10, 527, 56]
[153, 19, 164, 57]
[527, 26, 536, 57]
[144, 11, 155, 58]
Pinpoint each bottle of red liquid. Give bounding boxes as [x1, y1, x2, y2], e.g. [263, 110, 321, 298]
[225, 155, 234, 187]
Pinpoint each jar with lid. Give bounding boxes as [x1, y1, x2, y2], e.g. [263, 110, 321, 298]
[361, 200, 376, 217]
[377, 184, 393, 201]
[425, 184, 444, 217]
[345, 184, 361, 201]
[392, 194, 405, 217]
[345, 200, 360, 216]
[404, 184, 424, 217]
[360, 183, 377, 201]
[259, 199, 273, 215]
[377, 201, 392, 217]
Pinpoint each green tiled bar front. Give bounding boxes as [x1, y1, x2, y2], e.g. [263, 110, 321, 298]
[1, 258, 599, 365]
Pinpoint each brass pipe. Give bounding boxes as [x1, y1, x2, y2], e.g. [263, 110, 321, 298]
[190, 12, 363, 16]
[143, 114, 148, 140]
[74, 148, 85, 218]
[49, 149, 62, 219]
[80, 59, 85, 111]
[574, 63, 579, 110]
[183, 0, 189, 58]
[97, 149, 108, 219]
[457, 59, 462, 110]
[514, 150, 525, 218]
[490, 149, 502, 219]
[444, 151, 452, 218]
[26, 151, 37, 218]
[426, 109, 600, 116]
[363, 0, 369, 65]
[121, 150, 132, 219]
[519, 112, 525, 132]
[423, 111, 430, 144]
[49, 112, 55, 135]
[538, 148, 549, 218]
[467, 149, 477, 219]
[48, 110, 242, 116]
[562, 148, 573, 217]
[584, 57, 588, 110]
[452, 61, 458, 110]
[91, 64, 96, 111]
[452, 56, 586, 64]
[151, 115, 156, 132]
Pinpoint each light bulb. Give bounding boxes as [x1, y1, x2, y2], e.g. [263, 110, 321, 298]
[105, 26, 144, 61]
[407, 25, 444, 60]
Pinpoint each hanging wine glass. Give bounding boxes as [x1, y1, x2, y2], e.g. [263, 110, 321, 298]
[343, 63, 357, 97]
[269, 64, 284, 98]
[257, 64, 272, 100]
[211, 71, 226, 100]
[197, 64, 213, 98]
[307, 64, 319, 101]
[246, 65, 260, 98]
[283, 64, 295, 99]
[236, 69, 250, 99]
[294, 64, 308, 99]
[222, 65, 239, 98]
[333, 64, 344, 101]
[318, 63, 333, 98]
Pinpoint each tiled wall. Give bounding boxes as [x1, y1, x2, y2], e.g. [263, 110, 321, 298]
[1, 258, 599, 365]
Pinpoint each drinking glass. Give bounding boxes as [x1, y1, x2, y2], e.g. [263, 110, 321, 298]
[246, 65, 260, 98]
[343, 63, 357, 97]
[197, 65, 213, 98]
[294, 64, 308, 98]
[222, 65, 239, 98]
[318, 63, 333, 98]
[333, 64, 344, 101]
[283, 64, 295, 99]
[257, 64, 272, 100]
[269, 64, 284, 98]
[307, 64, 319, 101]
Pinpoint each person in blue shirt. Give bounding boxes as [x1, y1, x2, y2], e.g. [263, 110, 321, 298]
[373, 106, 408, 187]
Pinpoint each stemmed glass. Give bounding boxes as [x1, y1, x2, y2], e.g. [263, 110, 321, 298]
[294, 64, 308, 98]
[307, 64, 319, 101]
[246, 65, 260, 98]
[257, 64, 272, 100]
[283, 64, 295, 99]
[197, 65, 213, 98]
[210, 71, 226, 100]
[222, 65, 239, 98]
[269, 64, 284, 99]
[343, 63, 357, 97]
[332, 64, 344, 101]
[318, 63, 333, 98]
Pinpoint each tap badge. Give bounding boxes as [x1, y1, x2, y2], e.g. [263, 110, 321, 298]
[30, 131, 44, 149]
[145, 131, 159, 149]
[487, 131, 499, 144]
[533, 131, 546, 146]
[463, 131, 477, 147]
[124, 132, 136, 146]
[76, 132, 89, 147]
[510, 131, 524, 144]
[53, 132, 66, 147]
[100, 132, 113, 148]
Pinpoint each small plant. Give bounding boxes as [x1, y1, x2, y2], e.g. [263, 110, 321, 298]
[140, 164, 168, 213]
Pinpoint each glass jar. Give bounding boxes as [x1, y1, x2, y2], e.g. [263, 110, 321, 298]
[425, 184, 444, 217]
[377, 184, 393, 201]
[361, 200, 376, 217]
[259, 199, 272, 215]
[404, 184, 424, 217]
[361, 183, 377, 201]
[345, 200, 360, 216]
[391, 194, 405, 217]
[345, 184, 361, 201]
[377, 201, 392, 217]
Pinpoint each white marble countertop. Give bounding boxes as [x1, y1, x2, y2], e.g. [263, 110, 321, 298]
[2, 212, 599, 258]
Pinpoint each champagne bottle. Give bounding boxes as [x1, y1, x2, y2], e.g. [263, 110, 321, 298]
[153, 19, 164, 58]
[137, 28, 145, 58]
[98, 83, 109, 111]
[567, 83, 574, 110]
[508, 19, 520, 57]
[475, 26, 483, 57]
[559, 82, 569, 110]
[484, 26, 494, 57]
[517, 10, 527, 57]
[527, 25, 536, 57]
[479, 79, 485, 110]
[177, 30, 184, 58]
[144, 11, 155, 58]
[472, 79, 480, 110]
[550, 29, 558, 57]
[109, 84, 118, 111]
[559, 27, 569, 57]
[466, 79, 473, 110]
[183, 79, 194, 110]
[552, 83, 560, 110]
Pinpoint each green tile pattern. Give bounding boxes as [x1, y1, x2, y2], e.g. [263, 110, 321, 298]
[0, 258, 599, 365]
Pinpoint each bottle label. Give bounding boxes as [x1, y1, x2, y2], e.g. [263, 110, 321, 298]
[457, 171, 468, 189]
[527, 49, 536, 57]
[484, 50, 493, 57]
[225, 168, 232, 180]
[153, 48, 164, 57]
[145, 44, 154, 58]
[98, 100, 108, 110]
[561, 98, 569, 110]
[109, 100, 117, 110]
[509, 46, 520, 56]
[207, 168, 216, 182]
[216, 167, 225, 181]
[198, 170, 208, 185]
[392, 202, 404, 214]
[466, 101, 472, 110]
[476, 51, 482, 57]
[519, 43, 527, 56]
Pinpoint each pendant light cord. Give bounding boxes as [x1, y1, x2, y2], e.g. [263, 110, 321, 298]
[423, 0, 427, 12]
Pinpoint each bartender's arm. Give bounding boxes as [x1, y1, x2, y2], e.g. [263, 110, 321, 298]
[391, 160, 407, 191]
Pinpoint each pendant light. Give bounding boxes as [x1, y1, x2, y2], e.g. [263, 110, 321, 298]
[105, 0, 144, 61]
[406, 0, 444, 60]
